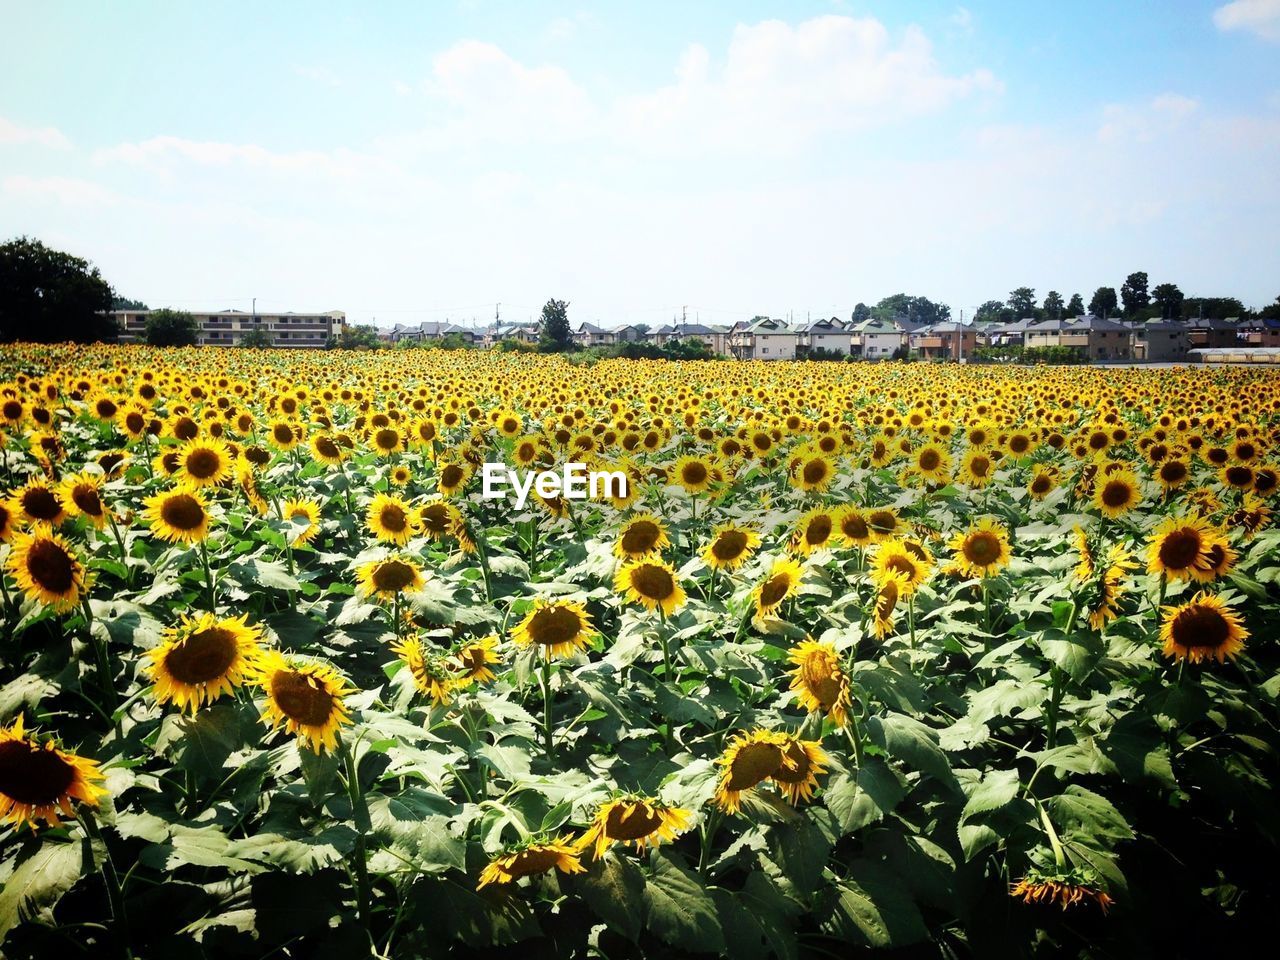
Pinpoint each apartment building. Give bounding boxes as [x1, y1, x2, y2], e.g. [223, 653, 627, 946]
[848, 317, 907, 359]
[910, 321, 978, 360]
[798, 317, 855, 356]
[115, 309, 346, 348]
[729, 318, 798, 360]
[1024, 315, 1133, 360]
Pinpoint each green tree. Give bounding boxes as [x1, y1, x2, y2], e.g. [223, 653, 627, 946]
[1007, 287, 1037, 317]
[112, 296, 149, 311]
[0, 236, 117, 342]
[1120, 271, 1150, 317]
[239, 327, 273, 348]
[874, 293, 949, 326]
[1151, 283, 1185, 319]
[1066, 293, 1085, 317]
[328, 324, 382, 349]
[851, 302, 871, 324]
[145, 309, 199, 346]
[1183, 296, 1245, 320]
[539, 299, 573, 352]
[1042, 291, 1064, 318]
[1258, 295, 1280, 322]
[975, 300, 1011, 323]
[1089, 286, 1118, 318]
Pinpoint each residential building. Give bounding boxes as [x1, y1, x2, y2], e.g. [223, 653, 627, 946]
[1237, 317, 1280, 348]
[482, 321, 541, 347]
[729, 318, 798, 360]
[650, 322, 730, 355]
[388, 321, 479, 344]
[1185, 317, 1240, 349]
[573, 322, 615, 348]
[1130, 321, 1191, 362]
[1024, 315, 1133, 361]
[848, 317, 906, 360]
[979, 317, 1038, 349]
[114, 309, 345, 348]
[909, 321, 977, 360]
[798, 317, 855, 356]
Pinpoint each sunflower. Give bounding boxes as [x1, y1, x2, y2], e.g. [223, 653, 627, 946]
[392, 636, 456, 706]
[254, 650, 353, 753]
[835, 506, 874, 548]
[790, 508, 837, 555]
[454, 636, 501, 687]
[146, 612, 263, 713]
[0, 714, 107, 829]
[615, 559, 687, 616]
[702, 522, 761, 571]
[309, 432, 348, 466]
[872, 569, 908, 639]
[142, 486, 211, 544]
[958, 449, 996, 489]
[865, 507, 902, 542]
[10, 478, 67, 526]
[948, 518, 1012, 579]
[511, 598, 597, 658]
[389, 464, 412, 487]
[1010, 868, 1113, 913]
[574, 798, 693, 860]
[477, 836, 585, 889]
[791, 452, 835, 493]
[1027, 466, 1058, 501]
[369, 425, 404, 457]
[1085, 543, 1136, 631]
[769, 735, 829, 804]
[237, 462, 270, 516]
[512, 434, 546, 468]
[1159, 591, 1248, 664]
[282, 498, 322, 547]
[713, 729, 790, 814]
[436, 459, 472, 497]
[59, 472, 111, 528]
[1155, 458, 1191, 491]
[5, 526, 88, 612]
[176, 437, 234, 488]
[1146, 515, 1223, 582]
[753, 557, 805, 617]
[357, 555, 425, 599]
[266, 419, 302, 451]
[912, 443, 952, 484]
[1093, 468, 1142, 518]
[613, 513, 670, 560]
[787, 639, 850, 726]
[0, 500, 15, 542]
[870, 539, 932, 596]
[367, 493, 418, 545]
[670, 454, 713, 494]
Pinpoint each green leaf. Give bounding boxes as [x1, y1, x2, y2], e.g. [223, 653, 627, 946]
[1041, 631, 1102, 682]
[643, 849, 725, 953]
[579, 855, 647, 942]
[961, 768, 1021, 821]
[1046, 785, 1133, 843]
[823, 759, 905, 834]
[766, 818, 833, 895]
[819, 863, 928, 948]
[867, 713, 957, 788]
[0, 839, 98, 939]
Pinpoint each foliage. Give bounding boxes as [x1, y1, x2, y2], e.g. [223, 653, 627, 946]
[1089, 287, 1119, 319]
[327, 324, 382, 350]
[0, 237, 117, 343]
[112, 297, 149, 311]
[145, 309, 199, 347]
[0, 344, 1278, 958]
[873, 294, 950, 326]
[539, 300, 573, 353]
[1120, 272, 1150, 319]
[239, 327, 274, 348]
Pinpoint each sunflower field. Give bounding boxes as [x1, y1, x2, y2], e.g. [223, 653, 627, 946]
[1, 343, 1279, 958]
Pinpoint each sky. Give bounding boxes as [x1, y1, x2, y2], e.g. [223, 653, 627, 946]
[2, 1, 1278, 329]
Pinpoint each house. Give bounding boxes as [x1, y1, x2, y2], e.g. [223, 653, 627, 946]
[613, 325, 645, 344]
[482, 321, 540, 347]
[729, 318, 797, 360]
[651, 323, 729, 354]
[573, 322, 615, 348]
[798, 317, 855, 356]
[1130, 321, 1191, 362]
[388, 321, 478, 344]
[1237, 317, 1280, 348]
[1185, 317, 1240, 349]
[980, 317, 1038, 349]
[1024, 315, 1133, 361]
[848, 317, 906, 360]
[909, 321, 978, 361]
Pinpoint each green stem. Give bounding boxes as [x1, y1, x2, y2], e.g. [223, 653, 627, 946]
[698, 809, 722, 878]
[81, 599, 122, 738]
[79, 811, 133, 959]
[199, 539, 215, 612]
[341, 741, 373, 932]
[541, 652, 554, 759]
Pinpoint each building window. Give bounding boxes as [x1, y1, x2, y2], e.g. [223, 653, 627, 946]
[762, 347, 769, 355]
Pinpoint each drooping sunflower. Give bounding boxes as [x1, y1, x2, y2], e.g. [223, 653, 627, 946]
[142, 486, 211, 544]
[615, 558, 687, 616]
[237, 462, 270, 516]
[146, 612, 263, 713]
[787, 639, 850, 727]
[702, 522, 761, 571]
[769, 735, 829, 805]
[1085, 543, 1136, 631]
[790, 508, 837, 555]
[1093, 468, 1142, 519]
[1159, 591, 1248, 664]
[176, 437, 234, 488]
[367, 493, 418, 545]
[613, 513, 670, 560]
[254, 650, 354, 753]
[10, 478, 66, 526]
[511, 598, 597, 658]
[0, 500, 15, 542]
[574, 798, 693, 860]
[281, 498, 322, 547]
[5, 525, 88, 612]
[0, 714, 107, 829]
[309, 432, 348, 466]
[948, 517, 1012, 579]
[59, 472, 111, 529]
[392, 636, 456, 706]
[477, 836, 585, 889]
[713, 729, 790, 814]
[357, 555, 426, 599]
[670, 454, 714, 494]
[1010, 867, 1113, 913]
[1146, 515, 1223, 583]
[872, 569, 908, 639]
[753, 557, 805, 618]
[454, 636, 501, 687]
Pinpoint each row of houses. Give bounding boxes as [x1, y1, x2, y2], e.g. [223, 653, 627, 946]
[384, 312, 1280, 362]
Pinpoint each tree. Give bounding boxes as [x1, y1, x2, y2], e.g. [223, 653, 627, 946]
[1066, 293, 1085, 317]
[1151, 283, 1185, 320]
[145, 309, 199, 346]
[112, 296, 149, 310]
[1042, 291, 1065, 318]
[1089, 287, 1118, 318]
[852, 302, 871, 324]
[239, 327, 273, 348]
[1007, 287, 1037, 317]
[1258, 296, 1280, 322]
[327, 324, 382, 349]
[975, 300, 1011, 323]
[539, 299, 573, 353]
[873, 293, 949, 326]
[0, 236, 117, 343]
[1183, 296, 1245, 320]
[1120, 271, 1150, 317]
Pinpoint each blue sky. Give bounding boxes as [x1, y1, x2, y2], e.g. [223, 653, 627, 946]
[2, 1, 1278, 327]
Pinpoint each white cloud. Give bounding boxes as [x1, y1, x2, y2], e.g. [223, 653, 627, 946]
[92, 136, 387, 182]
[1213, 0, 1280, 40]
[950, 7, 974, 31]
[293, 65, 342, 87]
[614, 16, 1000, 150]
[1098, 93, 1199, 143]
[3, 175, 116, 206]
[0, 116, 70, 149]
